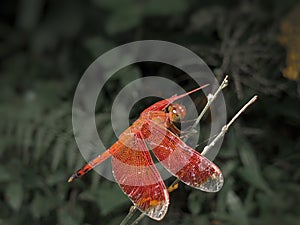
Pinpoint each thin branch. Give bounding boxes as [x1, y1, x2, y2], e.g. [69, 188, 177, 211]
[201, 95, 257, 156]
[131, 212, 146, 225]
[119, 206, 137, 225]
[190, 75, 229, 132]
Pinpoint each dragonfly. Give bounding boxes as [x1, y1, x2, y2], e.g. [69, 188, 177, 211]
[68, 85, 224, 221]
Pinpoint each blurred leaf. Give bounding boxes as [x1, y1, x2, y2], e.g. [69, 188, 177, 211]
[81, 182, 129, 216]
[84, 37, 116, 58]
[113, 66, 141, 86]
[0, 165, 10, 182]
[222, 160, 239, 177]
[105, 6, 143, 34]
[16, 0, 44, 30]
[219, 129, 238, 158]
[46, 172, 66, 186]
[33, 81, 68, 109]
[58, 204, 84, 225]
[263, 165, 284, 183]
[4, 182, 23, 211]
[51, 137, 66, 171]
[30, 193, 58, 218]
[100, 122, 115, 146]
[187, 191, 203, 214]
[92, 0, 132, 10]
[244, 187, 255, 214]
[34, 125, 48, 161]
[66, 140, 78, 168]
[217, 177, 234, 214]
[23, 121, 35, 163]
[144, 0, 188, 16]
[189, 7, 223, 31]
[38, 0, 83, 39]
[97, 184, 129, 215]
[238, 139, 270, 192]
[182, 214, 209, 225]
[16, 121, 26, 151]
[226, 191, 249, 225]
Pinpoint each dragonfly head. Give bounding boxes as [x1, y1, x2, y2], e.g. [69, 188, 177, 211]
[165, 103, 186, 123]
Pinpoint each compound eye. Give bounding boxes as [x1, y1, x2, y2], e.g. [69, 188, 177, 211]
[171, 103, 186, 119]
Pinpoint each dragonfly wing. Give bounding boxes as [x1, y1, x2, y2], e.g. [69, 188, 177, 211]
[111, 131, 169, 221]
[147, 123, 223, 192]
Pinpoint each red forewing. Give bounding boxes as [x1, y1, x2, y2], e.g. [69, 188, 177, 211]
[111, 131, 169, 221]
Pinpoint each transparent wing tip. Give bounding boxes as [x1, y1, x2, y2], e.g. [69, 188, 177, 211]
[201, 172, 224, 192]
[138, 202, 169, 221]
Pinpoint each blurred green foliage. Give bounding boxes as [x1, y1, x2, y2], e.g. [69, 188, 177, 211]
[0, 0, 299, 225]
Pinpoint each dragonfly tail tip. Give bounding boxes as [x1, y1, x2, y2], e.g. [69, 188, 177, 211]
[68, 176, 75, 183]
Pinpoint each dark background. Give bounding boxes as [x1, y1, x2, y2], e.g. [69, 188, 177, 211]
[0, 0, 299, 225]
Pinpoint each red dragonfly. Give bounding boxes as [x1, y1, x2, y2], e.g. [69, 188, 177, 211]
[68, 85, 223, 220]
